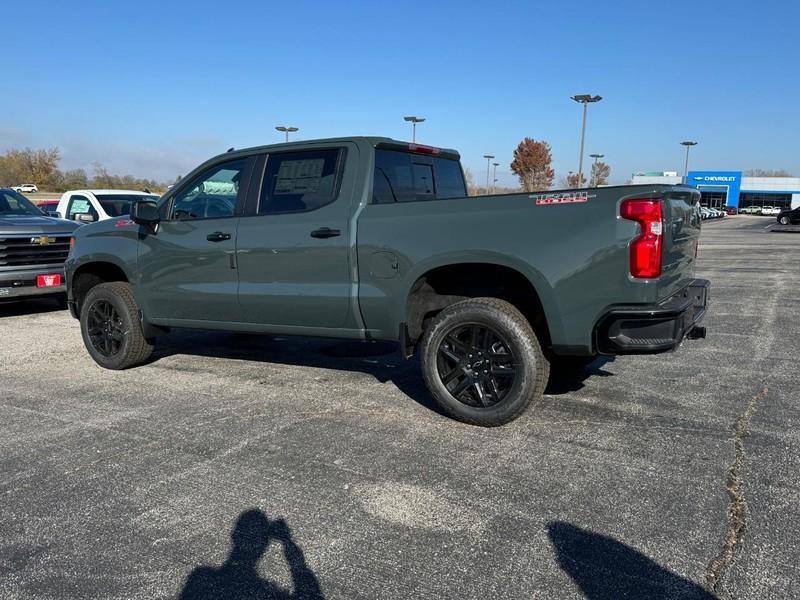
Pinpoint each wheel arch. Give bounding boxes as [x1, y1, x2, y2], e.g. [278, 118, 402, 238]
[70, 259, 130, 316]
[401, 254, 563, 350]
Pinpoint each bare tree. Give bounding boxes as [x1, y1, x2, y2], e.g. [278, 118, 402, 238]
[563, 172, 586, 188]
[463, 167, 478, 196]
[589, 161, 610, 187]
[510, 137, 554, 192]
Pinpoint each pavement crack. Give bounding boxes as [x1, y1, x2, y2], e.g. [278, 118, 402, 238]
[705, 383, 768, 597]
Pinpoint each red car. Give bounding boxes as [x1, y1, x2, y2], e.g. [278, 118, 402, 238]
[34, 199, 61, 216]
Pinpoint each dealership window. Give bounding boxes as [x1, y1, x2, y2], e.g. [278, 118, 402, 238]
[738, 192, 792, 209]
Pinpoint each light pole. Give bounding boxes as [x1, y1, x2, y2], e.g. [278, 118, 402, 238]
[275, 126, 299, 142]
[571, 94, 602, 188]
[492, 162, 499, 194]
[403, 116, 425, 142]
[681, 141, 698, 182]
[483, 154, 495, 195]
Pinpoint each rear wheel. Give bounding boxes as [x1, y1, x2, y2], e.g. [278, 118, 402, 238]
[780, 216, 790, 225]
[80, 282, 153, 369]
[420, 298, 549, 426]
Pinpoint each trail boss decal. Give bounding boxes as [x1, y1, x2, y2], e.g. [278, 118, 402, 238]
[531, 191, 590, 205]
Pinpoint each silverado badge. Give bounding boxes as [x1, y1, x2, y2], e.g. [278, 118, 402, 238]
[31, 236, 55, 246]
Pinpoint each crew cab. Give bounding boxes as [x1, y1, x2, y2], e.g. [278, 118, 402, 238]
[66, 137, 709, 426]
[56, 189, 160, 224]
[0, 188, 79, 304]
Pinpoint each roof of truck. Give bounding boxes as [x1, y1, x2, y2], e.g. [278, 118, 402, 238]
[222, 136, 461, 159]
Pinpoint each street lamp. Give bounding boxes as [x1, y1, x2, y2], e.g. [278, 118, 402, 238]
[589, 153, 604, 164]
[492, 162, 499, 194]
[483, 154, 495, 195]
[571, 94, 602, 188]
[275, 126, 299, 142]
[403, 116, 425, 142]
[680, 141, 698, 182]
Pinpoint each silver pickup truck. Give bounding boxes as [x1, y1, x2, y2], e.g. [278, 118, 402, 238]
[0, 188, 79, 305]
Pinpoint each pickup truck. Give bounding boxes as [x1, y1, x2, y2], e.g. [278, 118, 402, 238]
[1, 188, 79, 304]
[56, 189, 160, 223]
[65, 137, 709, 426]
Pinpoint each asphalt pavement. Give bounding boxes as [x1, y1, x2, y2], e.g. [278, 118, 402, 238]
[1, 216, 797, 599]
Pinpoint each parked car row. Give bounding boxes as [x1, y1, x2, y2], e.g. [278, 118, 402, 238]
[700, 206, 726, 219]
[740, 205, 783, 215]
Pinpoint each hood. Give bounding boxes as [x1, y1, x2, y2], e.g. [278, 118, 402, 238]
[0, 214, 80, 235]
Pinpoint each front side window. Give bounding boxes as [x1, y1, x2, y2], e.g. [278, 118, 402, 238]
[170, 159, 245, 220]
[258, 149, 343, 215]
[67, 195, 98, 221]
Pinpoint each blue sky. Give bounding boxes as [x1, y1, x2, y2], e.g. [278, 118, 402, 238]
[3, 0, 798, 186]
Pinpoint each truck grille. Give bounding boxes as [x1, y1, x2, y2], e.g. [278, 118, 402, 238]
[0, 235, 71, 268]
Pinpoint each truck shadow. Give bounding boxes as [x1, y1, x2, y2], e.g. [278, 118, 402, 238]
[547, 521, 714, 599]
[0, 297, 66, 318]
[150, 331, 615, 416]
[178, 508, 324, 600]
[150, 331, 443, 415]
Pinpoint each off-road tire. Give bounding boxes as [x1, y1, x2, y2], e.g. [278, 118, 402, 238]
[80, 282, 153, 370]
[419, 297, 549, 426]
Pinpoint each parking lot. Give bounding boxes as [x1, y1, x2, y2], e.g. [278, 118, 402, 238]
[1, 216, 798, 599]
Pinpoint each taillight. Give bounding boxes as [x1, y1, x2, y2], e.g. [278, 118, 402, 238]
[620, 198, 663, 279]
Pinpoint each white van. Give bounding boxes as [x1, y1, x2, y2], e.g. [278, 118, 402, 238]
[56, 189, 159, 223]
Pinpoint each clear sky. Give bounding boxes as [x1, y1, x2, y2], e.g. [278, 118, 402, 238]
[3, 0, 798, 186]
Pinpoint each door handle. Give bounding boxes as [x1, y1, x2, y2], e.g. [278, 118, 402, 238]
[310, 227, 341, 239]
[206, 231, 232, 242]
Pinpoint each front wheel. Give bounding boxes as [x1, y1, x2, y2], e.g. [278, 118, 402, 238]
[419, 298, 549, 426]
[780, 216, 790, 225]
[80, 282, 154, 369]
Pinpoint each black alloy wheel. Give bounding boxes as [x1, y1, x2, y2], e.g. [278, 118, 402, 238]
[86, 299, 127, 357]
[436, 323, 518, 408]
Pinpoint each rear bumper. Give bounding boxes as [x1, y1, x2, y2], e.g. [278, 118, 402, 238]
[595, 278, 710, 355]
[0, 267, 66, 300]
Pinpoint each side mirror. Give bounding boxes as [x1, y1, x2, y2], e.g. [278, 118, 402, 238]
[48, 211, 62, 219]
[75, 213, 96, 223]
[131, 200, 160, 228]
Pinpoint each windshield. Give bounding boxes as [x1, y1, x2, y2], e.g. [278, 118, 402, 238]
[96, 194, 159, 217]
[0, 189, 46, 216]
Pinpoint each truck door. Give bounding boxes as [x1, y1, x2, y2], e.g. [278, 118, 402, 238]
[137, 156, 254, 323]
[235, 144, 357, 330]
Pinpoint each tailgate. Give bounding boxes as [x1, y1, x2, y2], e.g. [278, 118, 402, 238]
[658, 187, 702, 300]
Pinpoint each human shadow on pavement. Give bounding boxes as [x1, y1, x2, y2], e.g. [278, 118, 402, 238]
[179, 509, 324, 600]
[547, 521, 714, 599]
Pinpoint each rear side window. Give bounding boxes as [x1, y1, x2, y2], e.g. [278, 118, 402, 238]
[258, 148, 343, 214]
[96, 194, 159, 217]
[373, 150, 466, 203]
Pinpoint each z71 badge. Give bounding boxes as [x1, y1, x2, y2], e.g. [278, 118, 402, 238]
[531, 191, 590, 205]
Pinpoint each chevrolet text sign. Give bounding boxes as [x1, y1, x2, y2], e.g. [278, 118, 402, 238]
[685, 171, 742, 208]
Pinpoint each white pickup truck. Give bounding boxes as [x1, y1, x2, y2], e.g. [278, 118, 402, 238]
[55, 189, 160, 223]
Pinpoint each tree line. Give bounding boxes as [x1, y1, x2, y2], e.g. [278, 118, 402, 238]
[0, 147, 173, 193]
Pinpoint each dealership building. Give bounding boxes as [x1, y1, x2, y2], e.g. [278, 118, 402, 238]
[630, 171, 800, 210]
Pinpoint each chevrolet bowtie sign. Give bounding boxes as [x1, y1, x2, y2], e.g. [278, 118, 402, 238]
[30, 236, 55, 246]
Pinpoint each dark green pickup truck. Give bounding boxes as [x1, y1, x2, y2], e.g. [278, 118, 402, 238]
[66, 137, 709, 426]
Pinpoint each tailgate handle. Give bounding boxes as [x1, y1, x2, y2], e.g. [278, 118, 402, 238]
[310, 227, 341, 239]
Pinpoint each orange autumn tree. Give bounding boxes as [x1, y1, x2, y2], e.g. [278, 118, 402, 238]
[510, 137, 555, 192]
